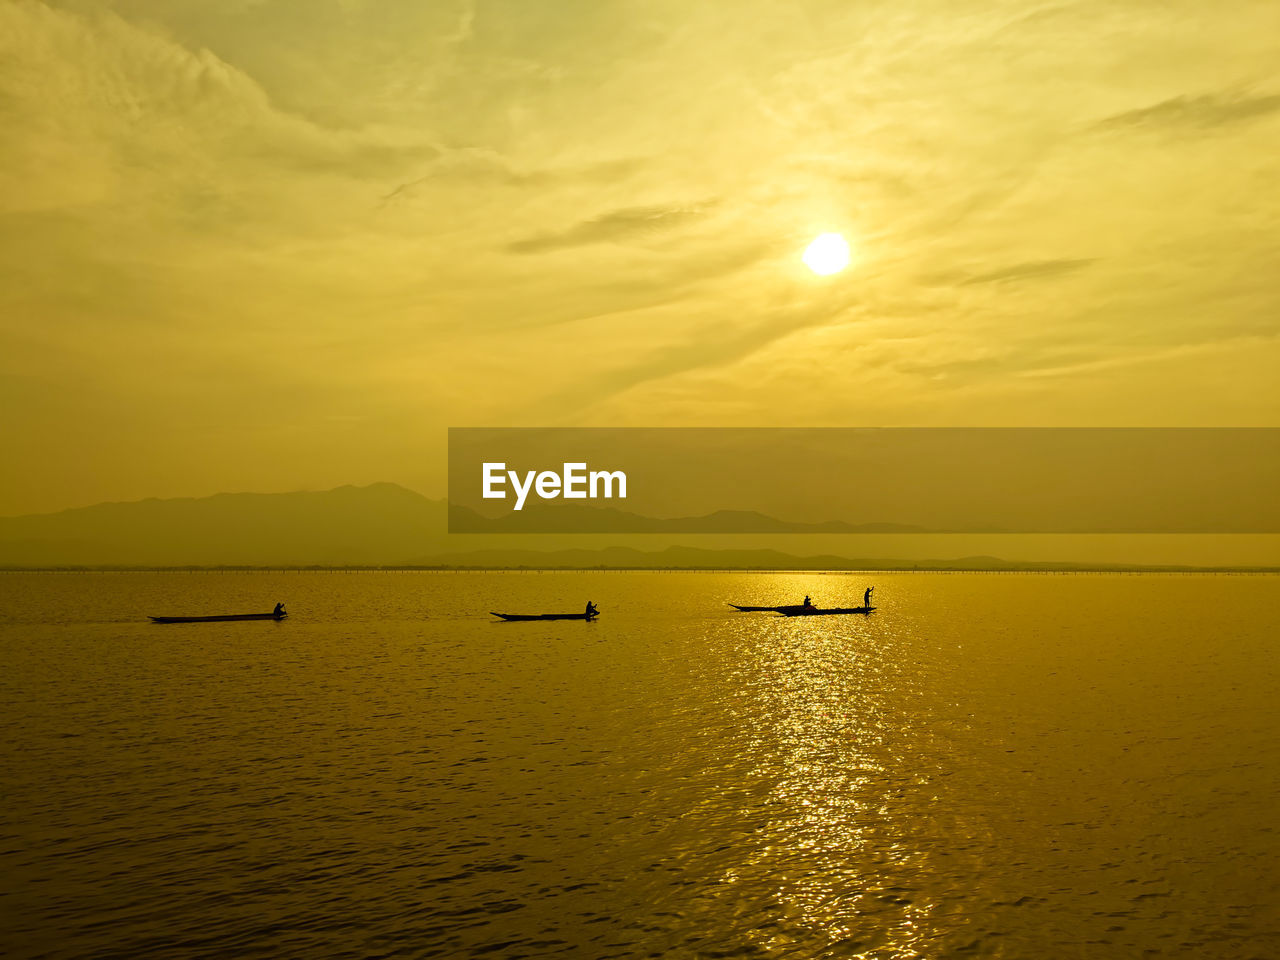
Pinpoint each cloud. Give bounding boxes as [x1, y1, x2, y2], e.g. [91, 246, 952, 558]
[961, 259, 1095, 285]
[1097, 90, 1280, 132]
[506, 202, 714, 253]
[380, 154, 643, 203]
[541, 285, 861, 415]
[0, 0, 446, 218]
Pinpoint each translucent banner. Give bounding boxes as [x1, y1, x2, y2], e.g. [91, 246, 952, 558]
[448, 428, 1280, 534]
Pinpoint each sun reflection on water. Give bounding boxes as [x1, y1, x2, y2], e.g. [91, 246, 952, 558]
[726, 611, 949, 958]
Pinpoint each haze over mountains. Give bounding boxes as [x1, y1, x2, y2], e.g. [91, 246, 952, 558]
[0, 483, 924, 566]
[0, 484, 446, 567]
[0, 484, 1274, 570]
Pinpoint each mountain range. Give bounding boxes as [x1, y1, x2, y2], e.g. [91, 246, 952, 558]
[0, 483, 446, 566]
[448, 502, 926, 534]
[1, 484, 1274, 570]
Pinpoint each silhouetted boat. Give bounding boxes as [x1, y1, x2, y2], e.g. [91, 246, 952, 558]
[729, 603, 809, 613]
[779, 606, 875, 617]
[149, 613, 288, 623]
[491, 612, 599, 622]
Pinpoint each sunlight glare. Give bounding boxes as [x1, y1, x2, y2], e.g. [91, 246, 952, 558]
[803, 233, 851, 275]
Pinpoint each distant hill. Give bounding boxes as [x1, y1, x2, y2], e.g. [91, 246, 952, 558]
[0, 483, 448, 566]
[0, 486, 926, 566]
[2, 485, 1274, 571]
[448, 503, 925, 534]
[415, 546, 1265, 572]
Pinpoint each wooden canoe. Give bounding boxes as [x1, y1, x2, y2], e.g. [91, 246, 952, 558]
[149, 613, 287, 623]
[778, 606, 875, 617]
[491, 612, 599, 621]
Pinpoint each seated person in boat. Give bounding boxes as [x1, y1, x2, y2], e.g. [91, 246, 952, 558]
[803, 595, 814, 607]
[273, 602, 286, 617]
[585, 601, 599, 618]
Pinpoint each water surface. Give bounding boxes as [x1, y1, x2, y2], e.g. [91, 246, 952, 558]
[1, 571, 1277, 958]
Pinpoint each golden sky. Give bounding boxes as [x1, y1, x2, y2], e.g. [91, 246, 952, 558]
[3, 0, 1279, 514]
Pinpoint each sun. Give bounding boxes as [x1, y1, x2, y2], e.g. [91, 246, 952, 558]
[802, 233, 851, 275]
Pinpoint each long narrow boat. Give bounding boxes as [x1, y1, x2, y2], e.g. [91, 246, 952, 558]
[728, 603, 809, 613]
[149, 613, 288, 623]
[491, 612, 599, 622]
[779, 606, 875, 617]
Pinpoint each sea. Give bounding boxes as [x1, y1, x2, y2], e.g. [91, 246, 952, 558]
[1, 571, 1277, 959]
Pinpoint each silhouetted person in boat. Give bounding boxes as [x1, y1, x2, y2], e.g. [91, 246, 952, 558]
[863, 587, 873, 608]
[585, 601, 599, 618]
[273, 602, 286, 618]
[803, 595, 814, 608]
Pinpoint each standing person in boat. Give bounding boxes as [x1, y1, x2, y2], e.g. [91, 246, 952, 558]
[863, 586, 873, 608]
[273, 602, 286, 618]
[585, 601, 599, 619]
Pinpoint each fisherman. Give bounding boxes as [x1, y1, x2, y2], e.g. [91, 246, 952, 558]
[863, 586, 873, 608]
[585, 601, 599, 618]
[273, 602, 286, 618]
[803, 595, 814, 607]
